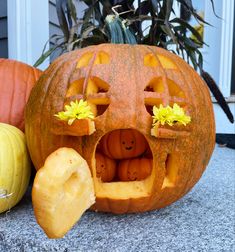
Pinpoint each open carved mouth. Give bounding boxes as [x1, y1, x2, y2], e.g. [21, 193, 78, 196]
[91, 129, 156, 199]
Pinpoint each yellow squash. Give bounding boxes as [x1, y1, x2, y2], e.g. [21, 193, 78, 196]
[0, 123, 31, 213]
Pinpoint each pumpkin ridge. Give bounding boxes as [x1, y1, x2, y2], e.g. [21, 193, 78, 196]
[0, 59, 42, 131]
[11, 126, 27, 203]
[190, 67, 215, 164]
[172, 58, 207, 196]
[22, 67, 32, 130]
[2, 125, 23, 203]
[105, 133, 112, 158]
[82, 51, 97, 97]
[3, 126, 16, 200]
[0, 124, 31, 213]
[132, 129, 137, 154]
[39, 60, 69, 164]
[146, 46, 170, 106]
[11, 129, 25, 203]
[8, 61, 17, 126]
[119, 130, 123, 158]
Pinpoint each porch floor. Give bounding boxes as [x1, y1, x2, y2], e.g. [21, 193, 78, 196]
[0, 145, 234, 252]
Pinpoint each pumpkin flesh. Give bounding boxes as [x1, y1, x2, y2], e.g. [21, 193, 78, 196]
[32, 147, 95, 238]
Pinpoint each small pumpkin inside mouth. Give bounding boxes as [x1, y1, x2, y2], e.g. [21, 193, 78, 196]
[95, 129, 153, 182]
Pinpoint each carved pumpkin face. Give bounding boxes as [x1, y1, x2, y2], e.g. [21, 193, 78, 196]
[99, 129, 148, 159]
[26, 44, 215, 214]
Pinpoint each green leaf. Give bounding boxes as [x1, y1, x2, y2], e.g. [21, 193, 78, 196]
[188, 50, 197, 70]
[56, 0, 69, 40]
[209, 0, 220, 18]
[201, 70, 234, 123]
[81, 7, 94, 33]
[151, 0, 159, 13]
[197, 49, 203, 71]
[81, 35, 107, 47]
[183, 36, 200, 49]
[67, 0, 78, 23]
[33, 44, 63, 67]
[165, 0, 173, 22]
[161, 23, 178, 45]
[171, 17, 206, 45]
[81, 25, 97, 39]
[176, 0, 211, 25]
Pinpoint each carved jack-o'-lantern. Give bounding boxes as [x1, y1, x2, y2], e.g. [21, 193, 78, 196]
[26, 44, 215, 220]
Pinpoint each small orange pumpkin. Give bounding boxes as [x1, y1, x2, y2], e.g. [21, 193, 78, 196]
[95, 153, 116, 182]
[0, 59, 42, 131]
[118, 158, 152, 181]
[100, 129, 148, 159]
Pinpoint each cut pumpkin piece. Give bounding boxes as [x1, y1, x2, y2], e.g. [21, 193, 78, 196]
[32, 147, 95, 239]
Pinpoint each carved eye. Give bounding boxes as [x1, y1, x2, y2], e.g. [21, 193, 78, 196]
[144, 77, 187, 116]
[144, 53, 177, 69]
[76, 51, 110, 68]
[63, 50, 111, 118]
[66, 76, 110, 117]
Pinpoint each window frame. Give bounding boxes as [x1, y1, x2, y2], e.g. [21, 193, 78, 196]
[7, 0, 50, 70]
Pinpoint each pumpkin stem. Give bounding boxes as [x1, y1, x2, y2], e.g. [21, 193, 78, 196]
[105, 14, 137, 45]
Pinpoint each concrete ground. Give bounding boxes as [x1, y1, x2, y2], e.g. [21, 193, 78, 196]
[0, 145, 234, 252]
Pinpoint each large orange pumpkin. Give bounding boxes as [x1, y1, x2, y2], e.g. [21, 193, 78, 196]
[0, 59, 42, 131]
[25, 44, 215, 214]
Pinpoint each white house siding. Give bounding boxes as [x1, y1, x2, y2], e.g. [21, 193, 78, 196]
[0, 0, 8, 58]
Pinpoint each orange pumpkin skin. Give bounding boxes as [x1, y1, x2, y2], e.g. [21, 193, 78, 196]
[25, 44, 215, 214]
[100, 129, 148, 159]
[118, 158, 152, 181]
[95, 152, 116, 182]
[0, 59, 42, 131]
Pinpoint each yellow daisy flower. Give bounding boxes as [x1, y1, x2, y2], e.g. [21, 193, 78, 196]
[152, 103, 191, 128]
[55, 99, 94, 125]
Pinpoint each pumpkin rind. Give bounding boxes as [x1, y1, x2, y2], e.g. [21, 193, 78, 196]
[0, 59, 42, 131]
[0, 123, 31, 213]
[25, 44, 215, 214]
